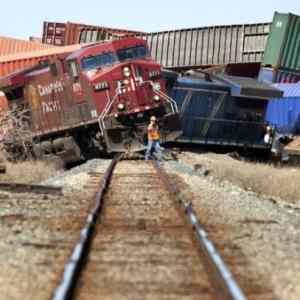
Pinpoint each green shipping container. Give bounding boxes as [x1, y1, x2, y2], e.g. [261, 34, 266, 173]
[263, 12, 300, 71]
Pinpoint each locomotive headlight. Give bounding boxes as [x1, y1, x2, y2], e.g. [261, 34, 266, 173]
[117, 103, 125, 111]
[152, 82, 161, 91]
[153, 95, 160, 102]
[123, 67, 131, 77]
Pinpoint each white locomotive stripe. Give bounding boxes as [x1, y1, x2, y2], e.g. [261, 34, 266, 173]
[130, 78, 136, 91]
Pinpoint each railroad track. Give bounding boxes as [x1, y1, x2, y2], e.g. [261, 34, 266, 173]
[0, 179, 94, 300]
[53, 155, 247, 300]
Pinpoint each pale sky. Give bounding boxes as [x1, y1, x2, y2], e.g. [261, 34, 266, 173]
[1, 0, 300, 40]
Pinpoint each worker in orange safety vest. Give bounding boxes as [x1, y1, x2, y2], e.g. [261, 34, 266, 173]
[145, 116, 162, 160]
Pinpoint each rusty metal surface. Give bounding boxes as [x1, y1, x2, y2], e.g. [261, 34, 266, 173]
[43, 21, 144, 46]
[0, 44, 82, 77]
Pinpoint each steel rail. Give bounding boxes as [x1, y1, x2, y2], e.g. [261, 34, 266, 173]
[152, 160, 247, 300]
[52, 154, 122, 300]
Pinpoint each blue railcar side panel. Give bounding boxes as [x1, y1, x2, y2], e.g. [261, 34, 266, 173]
[169, 76, 269, 148]
[266, 98, 300, 134]
[265, 82, 300, 134]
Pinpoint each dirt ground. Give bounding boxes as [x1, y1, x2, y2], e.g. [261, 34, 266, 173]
[0, 159, 59, 184]
[176, 151, 300, 204]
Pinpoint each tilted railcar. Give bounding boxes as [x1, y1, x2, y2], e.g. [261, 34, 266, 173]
[0, 38, 180, 162]
[167, 71, 283, 150]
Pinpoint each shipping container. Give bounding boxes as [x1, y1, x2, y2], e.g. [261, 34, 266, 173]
[0, 44, 82, 77]
[259, 67, 300, 83]
[265, 82, 300, 134]
[0, 36, 54, 57]
[168, 74, 282, 148]
[42, 21, 143, 46]
[262, 12, 300, 71]
[80, 22, 271, 69]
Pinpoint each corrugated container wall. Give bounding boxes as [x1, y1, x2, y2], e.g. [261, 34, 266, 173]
[265, 83, 300, 134]
[42, 21, 143, 46]
[0, 36, 54, 57]
[262, 12, 300, 71]
[144, 23, 271, 69]
[0, 44, 82, 77]
[80, 23, 271, 69]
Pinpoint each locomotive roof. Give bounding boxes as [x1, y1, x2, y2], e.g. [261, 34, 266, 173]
[176, 74, 283, 100]
[0, 63, 48, 89]
[66, 37, 147, 60]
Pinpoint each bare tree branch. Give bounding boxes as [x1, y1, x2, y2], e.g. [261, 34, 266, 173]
[0, 106, 34, 161]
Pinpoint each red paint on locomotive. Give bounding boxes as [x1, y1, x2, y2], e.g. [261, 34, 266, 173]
[0, 38, 180, 161]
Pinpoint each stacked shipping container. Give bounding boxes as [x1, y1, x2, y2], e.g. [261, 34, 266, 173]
[260, 12, 300, 83]
[265, 83, 300, 134]
[42, 21, 143, 46]
[0, 36, 54, 57]
[1, 13, 298, 84]
[79, 23, 271, 70]
[0, 44, 82, 77]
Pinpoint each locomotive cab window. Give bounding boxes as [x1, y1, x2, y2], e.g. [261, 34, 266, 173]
[81, 52, 117, 71]
[69, 60, 79, 78]
[117, 45, 150, 62]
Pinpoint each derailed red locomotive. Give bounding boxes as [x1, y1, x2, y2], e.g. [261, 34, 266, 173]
[0, 38, 180, 162]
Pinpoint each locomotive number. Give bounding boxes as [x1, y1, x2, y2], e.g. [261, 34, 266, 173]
[41, 100, 62, 113]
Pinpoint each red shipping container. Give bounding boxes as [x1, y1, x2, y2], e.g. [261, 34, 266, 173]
[42, 21, 144, 46]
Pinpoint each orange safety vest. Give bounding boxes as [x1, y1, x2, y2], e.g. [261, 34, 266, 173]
[148, 123, 160, 140]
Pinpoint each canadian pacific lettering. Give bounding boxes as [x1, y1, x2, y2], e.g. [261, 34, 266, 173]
[41, 100, 62, 113]
[38, 81, 64, 97]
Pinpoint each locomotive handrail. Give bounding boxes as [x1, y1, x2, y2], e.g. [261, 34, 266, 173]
[98, 87, 122, 135]
[98, 81, 178, 137]
[148, 80, 179, 114]
[137, 79, 178, 114]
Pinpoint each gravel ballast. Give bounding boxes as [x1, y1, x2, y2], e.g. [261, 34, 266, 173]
[164, 152, 300, 300]
[0, 159, 111, 300]
[1, 154, 299, 299]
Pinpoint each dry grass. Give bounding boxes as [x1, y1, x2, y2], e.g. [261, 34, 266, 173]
[0, 153, 59, 184]
[179, 152, 300, 203]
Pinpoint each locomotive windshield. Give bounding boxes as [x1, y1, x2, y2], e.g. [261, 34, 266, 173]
[81, 45, 150, 71]
[117, 45, 150, 61]
[82, 52, 117, 71]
